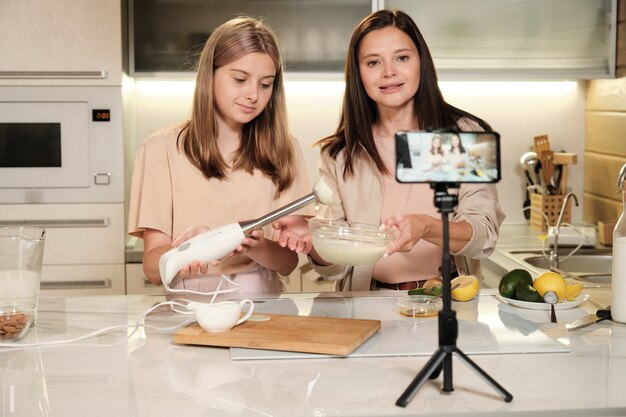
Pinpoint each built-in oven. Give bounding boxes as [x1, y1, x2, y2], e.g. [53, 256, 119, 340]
[0, 86, 126, 295]
[0, 86, 123, 203]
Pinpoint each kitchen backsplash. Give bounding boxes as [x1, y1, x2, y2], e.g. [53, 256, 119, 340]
[122, 77, 586, 224]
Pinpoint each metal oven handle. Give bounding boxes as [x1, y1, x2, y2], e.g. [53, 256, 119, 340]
[0, 219, 110, 228]
[0, 70, 107, 79]
[41, 279, 112, 290]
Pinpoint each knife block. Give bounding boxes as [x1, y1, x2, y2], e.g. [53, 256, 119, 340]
[530, 193, 572, 231]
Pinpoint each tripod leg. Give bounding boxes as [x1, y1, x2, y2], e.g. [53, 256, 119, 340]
[454, 348, 513, 402]
[429, 363, 442, 380]
[442, 350, 454, 393]
[396, 348, 447, 407]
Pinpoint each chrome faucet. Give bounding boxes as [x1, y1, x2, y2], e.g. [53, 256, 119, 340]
[617, 163, 626, 189]
[550, 192, 579, 269]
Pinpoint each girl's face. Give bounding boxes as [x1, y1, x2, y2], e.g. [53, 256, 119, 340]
[357, 26, 420, 112]
[432, 137, 441, 149]
[213, 52, 276, 130]
[451, 135, 460, 148]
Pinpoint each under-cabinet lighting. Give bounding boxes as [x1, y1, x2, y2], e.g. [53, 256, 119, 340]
[132, 79, 577, 98]
[285, 80, 345, 96]
[135, 79, 197, 95]
[439, 81, 578, 96]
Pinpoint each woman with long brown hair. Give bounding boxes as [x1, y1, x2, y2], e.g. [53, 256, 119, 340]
[275, 10, 504, 291]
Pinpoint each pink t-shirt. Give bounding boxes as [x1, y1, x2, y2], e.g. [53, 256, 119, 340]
[127, 126, 311, 293]
[372, 135, 443, 283]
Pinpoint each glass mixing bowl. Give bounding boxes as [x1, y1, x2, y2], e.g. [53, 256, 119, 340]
[309, 218, 394, 265]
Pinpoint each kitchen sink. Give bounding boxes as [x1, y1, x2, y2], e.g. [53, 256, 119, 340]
[502, 247, 612, 284]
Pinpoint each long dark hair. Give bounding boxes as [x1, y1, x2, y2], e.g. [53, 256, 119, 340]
[319, 9, 491, 179]
[178, 17, 294, 195]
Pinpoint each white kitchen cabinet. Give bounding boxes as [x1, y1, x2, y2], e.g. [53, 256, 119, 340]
[385, 0, 617, 79]
[125, 263, 163, 295]
[300, 264, 336, 293]
[0, 203, 126, 295]
[0, 0, 123, 86]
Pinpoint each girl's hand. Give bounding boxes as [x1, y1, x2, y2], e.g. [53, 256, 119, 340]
[235, 228, 264, 255]
[171, 225, 210, 247]
[272, 215, 312, 254]
[208, 228, 266, 267]
[171, 225, 212, 278]
[382, 214, 431, 256]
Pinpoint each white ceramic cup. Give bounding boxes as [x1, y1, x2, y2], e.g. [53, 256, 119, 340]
[187, 300, 254, 333]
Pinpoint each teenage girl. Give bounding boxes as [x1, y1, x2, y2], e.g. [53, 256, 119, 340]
[128, 17, 311, 294]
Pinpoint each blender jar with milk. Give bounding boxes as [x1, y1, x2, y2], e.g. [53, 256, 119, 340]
[0, 227, 45, 341]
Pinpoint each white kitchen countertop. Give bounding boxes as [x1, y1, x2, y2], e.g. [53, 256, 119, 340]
[1, 285, 624, 417]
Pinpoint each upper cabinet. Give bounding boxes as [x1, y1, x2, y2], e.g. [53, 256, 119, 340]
[0, 0, 123, 86]
[127, 0, 617, 79]
[129, 0, 374, 75]
[386, 0, 617, 79]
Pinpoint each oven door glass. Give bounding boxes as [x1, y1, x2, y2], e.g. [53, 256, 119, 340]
[0, 102, 89, 188]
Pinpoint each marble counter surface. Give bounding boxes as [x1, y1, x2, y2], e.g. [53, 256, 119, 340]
[1, 287, 625, 417]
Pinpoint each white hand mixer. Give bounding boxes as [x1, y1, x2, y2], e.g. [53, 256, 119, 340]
[159, 178, 335, 287]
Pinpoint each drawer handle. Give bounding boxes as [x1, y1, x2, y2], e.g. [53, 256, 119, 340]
[0, 219, 110, 228]
[41, 279, 112, 289]
[0, 70, 107, 79]
[143, 278, 157, 287]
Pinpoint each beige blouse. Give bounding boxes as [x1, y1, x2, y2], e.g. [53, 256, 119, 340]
[127, 126, 312, 292]
[312, 129, 505, 292]
[372, 134, 443, 283]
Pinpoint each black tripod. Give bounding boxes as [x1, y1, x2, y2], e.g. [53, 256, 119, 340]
[396, 184, 513, 407]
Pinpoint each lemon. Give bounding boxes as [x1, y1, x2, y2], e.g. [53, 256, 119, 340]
[564, 278, 583, 301]
[451, 275, 479, 302]
[533, 271, 567, 302]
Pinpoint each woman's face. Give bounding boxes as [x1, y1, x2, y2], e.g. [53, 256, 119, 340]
[451, 135, 460, 148]
[432, 136, 441, 149]
[213, 52, 276, 130]
[357, 26, 420, 112]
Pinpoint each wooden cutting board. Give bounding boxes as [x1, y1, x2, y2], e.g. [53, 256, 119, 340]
[173, 314, 381, 356]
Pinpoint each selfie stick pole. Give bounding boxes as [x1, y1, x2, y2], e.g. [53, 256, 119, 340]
[396, 183, 513, 407]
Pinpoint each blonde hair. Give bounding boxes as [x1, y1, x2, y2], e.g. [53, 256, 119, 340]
[178, 16, 294, 195]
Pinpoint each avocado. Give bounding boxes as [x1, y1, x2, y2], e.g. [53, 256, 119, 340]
[515, 282, 545, 303]
[498, 269, 533, 299]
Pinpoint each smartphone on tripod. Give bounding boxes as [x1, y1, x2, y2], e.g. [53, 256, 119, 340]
[395, 131, 501, 185]
[393, 129, 511, 406]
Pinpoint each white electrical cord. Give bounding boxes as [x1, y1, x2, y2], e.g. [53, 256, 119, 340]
[0, 275, 242, 349]
[502, 206, 585, 263]
[163, 272, 242, 297]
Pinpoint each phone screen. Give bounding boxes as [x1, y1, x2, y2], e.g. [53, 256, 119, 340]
[395, 131, 501, 184]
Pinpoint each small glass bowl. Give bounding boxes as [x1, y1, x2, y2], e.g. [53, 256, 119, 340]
[309, 218, 394, 266]
[397, 295, 442, 318]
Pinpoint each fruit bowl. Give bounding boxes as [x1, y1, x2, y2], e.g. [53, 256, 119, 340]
[496, 293, 589, 311]
[309, 218, 394, 265]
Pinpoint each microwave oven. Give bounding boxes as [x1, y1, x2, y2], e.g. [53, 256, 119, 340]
[0, 86, 123, 203]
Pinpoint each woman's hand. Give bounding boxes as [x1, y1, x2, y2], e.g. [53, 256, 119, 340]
[272, 215, 312, 254]
[382, 214, 433, 256]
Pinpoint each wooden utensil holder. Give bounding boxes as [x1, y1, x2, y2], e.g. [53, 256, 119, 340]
[530, 193, 572, 231]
